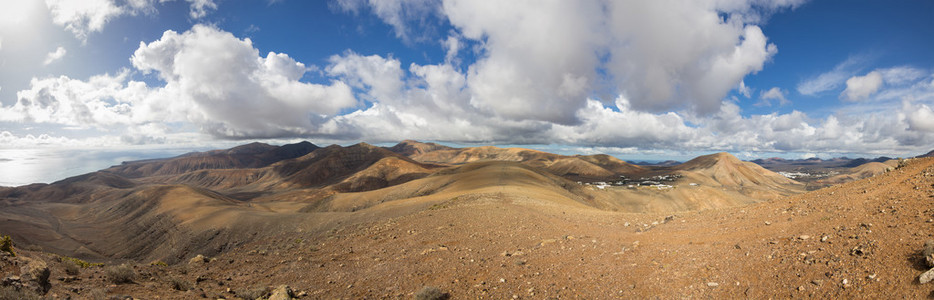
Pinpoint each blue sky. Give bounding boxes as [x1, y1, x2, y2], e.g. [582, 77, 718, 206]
[1, 0, 933, 160]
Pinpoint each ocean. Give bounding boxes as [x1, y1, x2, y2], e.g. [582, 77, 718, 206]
[0, 148, 203, 187]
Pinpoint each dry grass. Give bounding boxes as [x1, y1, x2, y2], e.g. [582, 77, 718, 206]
[105, 263, 136, 284]
[414, 286, 448, 300]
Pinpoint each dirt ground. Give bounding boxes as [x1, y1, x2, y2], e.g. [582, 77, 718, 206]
[4, 157, 933, 299]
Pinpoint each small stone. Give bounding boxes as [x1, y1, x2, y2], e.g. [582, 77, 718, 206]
[821, 236, 829, 242]
[811, 279, 823, 286]
[706, 282, 719, 287]
[923, 240, 934, 268]
[920, 268, 934, 284]
[799, 235, 810, 240]
[765, 221, 771, 225]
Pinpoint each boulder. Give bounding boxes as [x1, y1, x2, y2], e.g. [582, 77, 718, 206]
[920, 268, 934, 284]
[17, 257, 50, 294]
[188, 254, 208, 265]
[268, 285, 295, 300]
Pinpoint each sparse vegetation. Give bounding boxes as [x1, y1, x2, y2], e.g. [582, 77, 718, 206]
[236, 287, 269, 300]
[0, 234, 15, 257]
[897, 158, 909, 169]
[414, 286, 448, 300]
[59, 256, 103, 268]
[105, 263, 137, 284]
[62, 258, 81, 276]
[0, 286, 40, 300]
[150, 261, 168, 267]
[169, 276, 193, 291]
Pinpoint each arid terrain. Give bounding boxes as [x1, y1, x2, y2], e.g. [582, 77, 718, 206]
[2, 141, 934, 299]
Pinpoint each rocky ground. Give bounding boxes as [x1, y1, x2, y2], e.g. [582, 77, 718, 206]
[3, 157, 934, 299]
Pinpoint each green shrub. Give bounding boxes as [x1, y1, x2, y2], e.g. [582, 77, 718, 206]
[0, 234, 15, 257]
[59, 256, 103, 268]
[150, 261, 168, 267]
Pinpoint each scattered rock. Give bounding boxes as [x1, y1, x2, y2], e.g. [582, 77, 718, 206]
[920, 268, 934, 284]
[189, 254, 208, 265]
[268, 285, 295, 300]
[799, 235, 810, 240]
[706, 282, 719, 287]
[923, 240, 934, 268]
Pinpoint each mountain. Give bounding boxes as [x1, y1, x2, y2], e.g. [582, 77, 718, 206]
[675, 152, 800, 188]
[386, 140, 645, 180]
[751, 155, 894, 172]
[918, 149, 934, 158]
[814, 161, 894, 186]
[106, 141, 319, 178]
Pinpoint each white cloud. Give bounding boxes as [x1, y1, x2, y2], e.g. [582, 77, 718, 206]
[46, 0, 124, 42]
[45, 0, 218, 42]
[186, 0, 217, 18]
[797, 55, 865, 96]
[904, 102, 934, 133]
[2, 25, 357, 139]
[442, 33, 461, 64]
[738, 81, 753, 98]
[334, 0, 439, 42]
[842, 71, 882, 101]
[757, 87, 790, 106]
[43, 46, 67, 65]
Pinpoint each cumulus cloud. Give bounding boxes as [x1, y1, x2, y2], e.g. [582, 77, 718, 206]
[43, 46, 67, 65]
[757, 87, 790, 106]
[45, 0, 218, 41]
[2, 25, 356, 139]
[842, 71, 883, 101]
[904, 102, 934, 133]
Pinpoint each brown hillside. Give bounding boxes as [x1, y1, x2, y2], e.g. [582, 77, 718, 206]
[676, 152, 801, 189]
[816, 161, 893, 186]
[106, 141, 318, 177]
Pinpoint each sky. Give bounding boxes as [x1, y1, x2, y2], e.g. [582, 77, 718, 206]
[1, 0, 934, 161]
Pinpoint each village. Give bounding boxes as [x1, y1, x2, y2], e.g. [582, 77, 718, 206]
[580, 174, 687, 190]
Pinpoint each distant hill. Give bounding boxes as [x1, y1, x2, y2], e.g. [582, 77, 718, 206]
[385, 140, 644, 180]
[751, 155, 893, 172]
[106, 141, 319, 177]
[918, 149, 934, 158]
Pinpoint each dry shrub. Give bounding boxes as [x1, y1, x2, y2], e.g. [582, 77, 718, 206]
[105, 263, 136, 284]
[414, 286, 449, 300]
